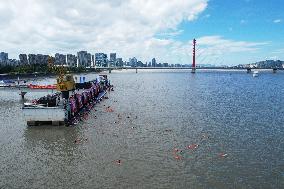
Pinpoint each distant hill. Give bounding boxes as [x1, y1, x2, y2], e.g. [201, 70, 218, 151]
[237, 60, 284, 69]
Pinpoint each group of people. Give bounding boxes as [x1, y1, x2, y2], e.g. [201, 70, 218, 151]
[36, 93, 61, 107]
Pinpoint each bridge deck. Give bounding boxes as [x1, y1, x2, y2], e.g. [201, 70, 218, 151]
[91, 67, 283, 70]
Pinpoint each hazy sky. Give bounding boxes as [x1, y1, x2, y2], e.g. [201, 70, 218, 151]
[0, 0, 283, 65]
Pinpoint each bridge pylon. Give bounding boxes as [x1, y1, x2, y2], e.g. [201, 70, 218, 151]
[191, 38, 196, 73]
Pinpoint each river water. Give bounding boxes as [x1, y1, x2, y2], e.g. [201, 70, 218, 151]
[0, 70, 283, 189]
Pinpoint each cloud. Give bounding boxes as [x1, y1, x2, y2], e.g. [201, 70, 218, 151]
[182, 36, 269, 65]
[273, 19, 281, 23]
[0, 0, 208, 63]
[157, 30, 184, 37]
[196, 36, 268, 55]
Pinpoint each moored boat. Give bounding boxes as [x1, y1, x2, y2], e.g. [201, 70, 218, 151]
[253, 71, 259, 77]
[28, 84, 57, 89]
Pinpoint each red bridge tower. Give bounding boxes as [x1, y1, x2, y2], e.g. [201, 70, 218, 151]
[191, 38, 196, 73]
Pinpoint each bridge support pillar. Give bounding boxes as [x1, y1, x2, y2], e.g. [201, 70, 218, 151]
[109, 68, 111, 74]
[247, 68, 252, 73]
[273, 68, 277, 73]
[136, 68, 138, 73]
[191, 68, 196, 73]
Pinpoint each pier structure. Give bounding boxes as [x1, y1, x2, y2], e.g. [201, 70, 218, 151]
[22, 75, 111, 126]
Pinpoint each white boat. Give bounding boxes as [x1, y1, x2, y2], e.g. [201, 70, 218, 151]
[0, 80, 16, 87]
[0, 79, 28, 87]
[253, 71, 259, 77]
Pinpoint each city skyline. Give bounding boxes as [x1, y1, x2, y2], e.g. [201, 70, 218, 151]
[0, 0, 283, 65]
[0, 51, 176, 68]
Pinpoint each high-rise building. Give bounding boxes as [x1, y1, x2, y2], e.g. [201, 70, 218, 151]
[55, 53, 66, 65]
[67, 54, 77, 67]
[19, 54, 28, 65]
[109, 53, 116, 67]
[137, 61, 143, 67]
[92, 55, 95, 67]
[129, 57, 137, 67]
[0, 52, 8, 65]
[78, 51, 92, 67]
[116, 58, 123, 67]
[28, 54, 37, 65]
[6, 59, 19, 66]
[151, 58, 156, 67]
[86, 53, 92, 67]
[95, 53, 108, 67]
[35, 54, 49, 65]
[163, 63, 169, 67]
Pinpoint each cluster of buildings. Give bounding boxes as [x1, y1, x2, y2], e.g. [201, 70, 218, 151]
[0, 51, 125, 68]
[0, 52, 19, 66]
[0, 51, 197, 68]
[127, 57, 192, 68]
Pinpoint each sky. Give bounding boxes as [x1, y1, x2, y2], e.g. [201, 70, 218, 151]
[0, 0, 283, 66]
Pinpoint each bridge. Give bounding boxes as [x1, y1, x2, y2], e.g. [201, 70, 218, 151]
[89, 66, 282, 74]
[89, 39, 281, 74]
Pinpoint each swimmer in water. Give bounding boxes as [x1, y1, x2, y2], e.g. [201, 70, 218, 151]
[115, 160, 121, 165]
[219, 153, 228, 158]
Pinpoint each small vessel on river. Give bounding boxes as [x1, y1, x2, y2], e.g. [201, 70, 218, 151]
[253, 71, 259, 77]
[0, 79, 28, 88]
